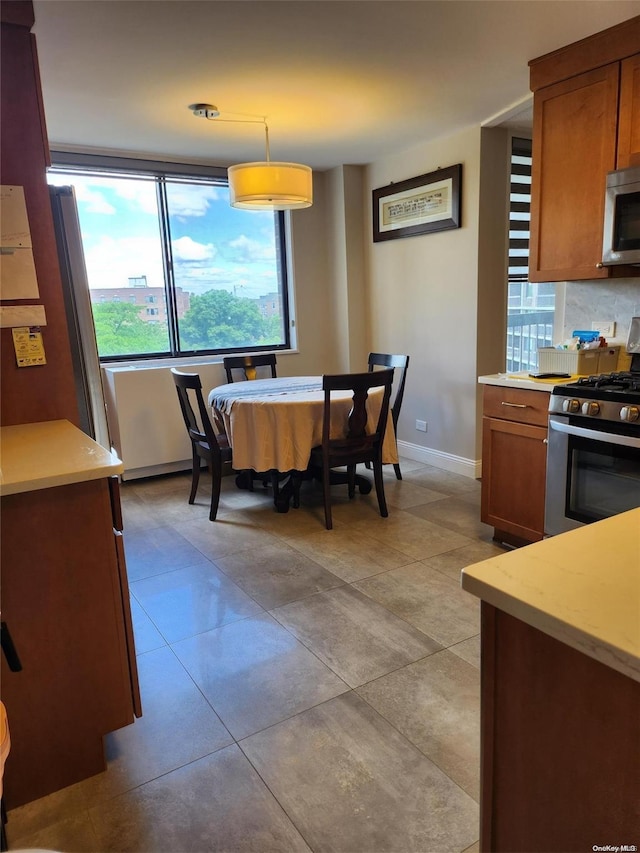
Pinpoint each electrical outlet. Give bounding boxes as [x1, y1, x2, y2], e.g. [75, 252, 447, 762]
[591, 320, 616, 337]
[415, 419, 427, 432]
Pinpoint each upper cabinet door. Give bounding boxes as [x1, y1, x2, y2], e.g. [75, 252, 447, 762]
[617, 54, 640, 168]
[529, 64, 620, 282]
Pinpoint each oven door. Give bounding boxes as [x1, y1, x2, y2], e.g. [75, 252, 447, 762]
[545, 414, 640, 536]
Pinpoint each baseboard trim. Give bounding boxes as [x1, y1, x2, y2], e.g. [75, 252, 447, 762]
[397, 439, 482, 480]
[120, 445, 483, 482]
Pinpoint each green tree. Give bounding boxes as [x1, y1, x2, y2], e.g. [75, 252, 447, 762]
[258, 314, 283, 345]
[92, 302, 169, 357]
[179, 289, 267, 350]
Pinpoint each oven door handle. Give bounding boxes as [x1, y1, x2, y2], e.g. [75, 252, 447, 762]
[549, 417, 640, 449]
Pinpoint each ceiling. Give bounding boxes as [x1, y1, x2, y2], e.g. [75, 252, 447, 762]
[33, 0, 640, 172]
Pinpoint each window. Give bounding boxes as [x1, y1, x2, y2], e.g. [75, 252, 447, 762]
[506, 137, 554, 373]
[48, 154, 291, 361]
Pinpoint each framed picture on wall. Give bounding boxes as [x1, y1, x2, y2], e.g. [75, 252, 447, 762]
[372, 163, 462, 242]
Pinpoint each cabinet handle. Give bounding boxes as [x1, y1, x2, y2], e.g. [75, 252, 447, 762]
[595, 262, 604, 269]
[543, 438, 549, 444]
[501, 401, 528, 408]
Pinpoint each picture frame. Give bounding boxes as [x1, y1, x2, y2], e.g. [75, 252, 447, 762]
[372, 163, 462, 242]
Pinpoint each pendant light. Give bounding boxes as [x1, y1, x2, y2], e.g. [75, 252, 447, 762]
[189, 104, 313, 211]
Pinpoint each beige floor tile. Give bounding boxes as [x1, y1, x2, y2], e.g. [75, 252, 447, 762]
[241, 691, 479, 853]
[423, 540, 508, 581]
[88, 745, 311, 853]
[79, 645, 233, 805]
[405, 467, 481, 497]
[6, 780, 89, 843]
[353, 561, 480, 647]
[352, 511, 474, 562]
[7, 810, 98, 853]
[123, 525, 210, 582]
[129, 595, 166, 653]
[449, 634, 481, 669]
[272, 585, 441, 687]
[286, 526, 414, 582]
[212, 539, 343, 609]
[131, 560, 263, 642]
[406, 495, 495, 541]
[173, 613, 349, 739]
[357, 649, 481, 800]
[383, 476, 450, 509]
[177, 511, 283, 561]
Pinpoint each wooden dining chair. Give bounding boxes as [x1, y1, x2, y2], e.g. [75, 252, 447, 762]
[171, 369, 233, 521]
[223, 354, 277, 382]
[368, 352, 410, 479]
[309, 369, 394, 530]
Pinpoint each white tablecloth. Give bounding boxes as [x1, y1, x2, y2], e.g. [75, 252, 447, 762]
[208, 375, 398, 472]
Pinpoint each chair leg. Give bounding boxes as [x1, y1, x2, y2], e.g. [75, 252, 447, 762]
[322, 462, 333, 530]
[373, 458, 389, 518]
[347, 464, 356, 499]
[189, 447, 200, 504]
[209, 463, 222, 522]
[393, 462, 402, 480]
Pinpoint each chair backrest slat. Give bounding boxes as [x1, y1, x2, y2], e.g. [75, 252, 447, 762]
[322, 369, 394, 452]
[223, 354, 277, 383]
[171, 369, 221, 455]
[368, 352, 409, 429]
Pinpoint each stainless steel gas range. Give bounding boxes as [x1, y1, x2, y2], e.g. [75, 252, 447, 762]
[545, 356, 640, 535]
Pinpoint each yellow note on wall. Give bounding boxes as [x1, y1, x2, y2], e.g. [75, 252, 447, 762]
[12, 325, 47, 367]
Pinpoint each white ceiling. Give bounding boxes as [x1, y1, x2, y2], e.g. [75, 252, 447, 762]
[33, 0, 640, 172]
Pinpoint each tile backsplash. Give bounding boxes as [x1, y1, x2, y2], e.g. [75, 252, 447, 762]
[562, 279, 640, 348]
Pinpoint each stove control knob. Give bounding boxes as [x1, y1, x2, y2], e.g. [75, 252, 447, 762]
[563, 398, 581, 414]
[620, 405, 640, 423]
[581, 401, 600, 416]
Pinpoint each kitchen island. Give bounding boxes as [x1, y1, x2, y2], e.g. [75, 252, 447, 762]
[461, 509, 640, 852]
[0, 420, 141, 807]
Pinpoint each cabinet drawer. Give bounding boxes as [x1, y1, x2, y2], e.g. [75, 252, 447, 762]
[483, 384, 550, 427]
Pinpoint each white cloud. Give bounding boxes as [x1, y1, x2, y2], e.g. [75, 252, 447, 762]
[172, 236, 217, 262]
[84, 235, 164, 289]
[228, 234, 276, 263]
[166, 185, 221, 217]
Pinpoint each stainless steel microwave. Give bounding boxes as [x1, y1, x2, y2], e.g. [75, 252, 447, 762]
[602, 166, 640, 266]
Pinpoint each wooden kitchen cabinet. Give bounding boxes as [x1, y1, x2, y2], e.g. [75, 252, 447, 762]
[479, 604, 639, 852]
[481, 384, 550, 547]
[1, 473, 141, 808]
[528, 16, 640, 282]
[618, 53, 640, 167]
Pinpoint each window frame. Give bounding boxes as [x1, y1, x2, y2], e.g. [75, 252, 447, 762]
[48, 151, 294, 365]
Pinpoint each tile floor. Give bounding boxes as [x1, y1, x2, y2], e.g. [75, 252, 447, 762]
[6, 458, 507, 853]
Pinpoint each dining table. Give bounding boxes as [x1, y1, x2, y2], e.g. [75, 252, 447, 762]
[208, 375, 398, 512]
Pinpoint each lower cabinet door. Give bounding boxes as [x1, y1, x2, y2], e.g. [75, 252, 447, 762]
[481, 416, 548, 543]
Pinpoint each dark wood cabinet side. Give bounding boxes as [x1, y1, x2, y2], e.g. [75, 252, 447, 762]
[0, 479, 139, 808]
[617, 53, 640, 167]
[480, 603, 640, 852]
[0, 5, 79, 426]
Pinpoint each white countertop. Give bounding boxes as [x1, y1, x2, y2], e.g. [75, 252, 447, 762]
[0, 420, 123, 496]
[461, 509, 640, 682]
[478, 372, 583, 391]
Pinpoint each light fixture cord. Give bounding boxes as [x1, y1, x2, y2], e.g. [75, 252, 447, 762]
[264, 123, 271, 163]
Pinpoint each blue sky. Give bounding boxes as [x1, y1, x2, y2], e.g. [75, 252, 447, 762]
[48, 173, 279, 298]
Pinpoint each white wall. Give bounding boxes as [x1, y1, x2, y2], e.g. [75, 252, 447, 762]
[364, 126, 508, 476]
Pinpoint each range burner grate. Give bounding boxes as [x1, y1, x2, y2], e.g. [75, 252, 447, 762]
[573, 372, 640, 393]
